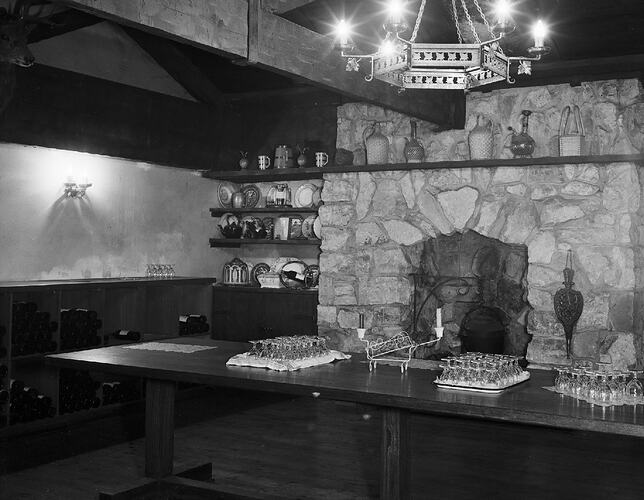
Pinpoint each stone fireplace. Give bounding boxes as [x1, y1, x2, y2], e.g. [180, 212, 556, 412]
[411, 231, 530, 360]
[317, 78, 644, 370]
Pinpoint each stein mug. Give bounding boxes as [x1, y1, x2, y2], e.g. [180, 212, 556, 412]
[258, 155, 271, 170]
[315, 152, 329, 167]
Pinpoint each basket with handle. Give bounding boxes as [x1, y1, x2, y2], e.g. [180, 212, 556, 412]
[559, 105, 585, 156]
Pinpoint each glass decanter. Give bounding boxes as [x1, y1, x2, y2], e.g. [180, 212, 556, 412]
[507, 110, 536, 158]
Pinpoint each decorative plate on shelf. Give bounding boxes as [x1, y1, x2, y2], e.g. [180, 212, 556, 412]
[293, 183, 318, 208]
[217, 182, 237, 208]
[313, 216, 321, 239]
[241, 184, 261, 208]
[279, 260, 308, 289]
[250, 262, 271, 286]
[301, 215, 316, 239]
[271, 257, 299, 273]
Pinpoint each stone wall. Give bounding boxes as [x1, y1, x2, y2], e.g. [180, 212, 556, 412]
[319, 79, 644, 369]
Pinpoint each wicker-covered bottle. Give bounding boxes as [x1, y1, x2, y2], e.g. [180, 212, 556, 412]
[468, 116, 494, 159]
[404, 120, 425, 163]
[363, 122, 389, 164]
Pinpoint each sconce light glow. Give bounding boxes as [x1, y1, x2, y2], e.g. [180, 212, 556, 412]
[532, 19, 547, 48]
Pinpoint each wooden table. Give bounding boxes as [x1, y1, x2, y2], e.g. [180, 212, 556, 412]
[47, 337, 644, 499]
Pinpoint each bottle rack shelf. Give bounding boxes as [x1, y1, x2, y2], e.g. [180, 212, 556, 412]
[209, 238, 321, 248]
[210, 207, 319, 217]
[0, 277, 215, 436]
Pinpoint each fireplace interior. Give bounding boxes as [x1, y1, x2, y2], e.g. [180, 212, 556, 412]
[411, 230, 531, 360]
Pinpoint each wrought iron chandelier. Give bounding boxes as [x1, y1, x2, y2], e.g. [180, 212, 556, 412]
[335, 0, 550, 91]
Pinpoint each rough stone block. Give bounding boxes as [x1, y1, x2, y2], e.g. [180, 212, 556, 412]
[609, 291, 634, 332]
[492, 167, 524, 184]
[417, 189, 453, 234]
[399, 173, 416, 209]
[437, 187, 479, 231]
[538, 199, 585, 225]
[571, 331, 600, 359]
[334, 280, 357, 305]
[320, 227, 350, 251]
[321, 178, 357, 203]
[506, 184, 527, 196]
[356, 222, 387, 246]
[526, 336, 568, 365]
[317, 305, 337, 326]
[358, 276, 411, 305]
[562, 181, 599, 196]
[373, 247, 413, 274]
[382, 220, 424, 246]
[337, 308, 359, 329]
[473, 200, 503, 236]
[527, 288, 554, 311]
[527, 264, 562, 287]
[604, 332, 637, 370]
[577, 294, 610, 330]
[500, 201, 537, 244]
[530, 184, 558, 200]
[318, 204, 354, 227]
[356, 172, 376, 220]
[528, 231, 556, 264]
[371, 179, 408, 218]
[528, 310, 565, 337]
[603, 163, 640, 213]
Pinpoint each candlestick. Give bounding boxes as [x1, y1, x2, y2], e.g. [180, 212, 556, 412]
[434, 327, 444, 339]
[357, 328, 366, 340]
[436, 308, 442, 328]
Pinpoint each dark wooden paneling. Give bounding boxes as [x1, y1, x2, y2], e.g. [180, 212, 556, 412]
[0, 64, 229, 170]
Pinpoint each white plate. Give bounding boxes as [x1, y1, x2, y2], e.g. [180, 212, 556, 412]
[302, 215, 316, 238]
[313, 216, 321, 239]
[293, 183, 317, 208]
[218, 182, 236, 208]
[218, 212, 238, 228]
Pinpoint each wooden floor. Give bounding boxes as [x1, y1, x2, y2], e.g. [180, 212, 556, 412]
[0, 390, 380, 499]
[3, 388, 644, 499]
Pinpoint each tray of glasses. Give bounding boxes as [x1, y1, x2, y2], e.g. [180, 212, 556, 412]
[434, 371, 531, 393]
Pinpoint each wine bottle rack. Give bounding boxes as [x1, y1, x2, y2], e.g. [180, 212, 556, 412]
[0, 277, 215, 436]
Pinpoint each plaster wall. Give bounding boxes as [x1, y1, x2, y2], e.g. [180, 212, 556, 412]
[0, 143, 228, 281]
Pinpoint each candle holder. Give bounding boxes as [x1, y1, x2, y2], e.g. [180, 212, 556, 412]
[357, 329, 442, 373]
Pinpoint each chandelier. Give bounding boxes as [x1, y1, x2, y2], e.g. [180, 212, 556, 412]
[335, 0, 550, 91]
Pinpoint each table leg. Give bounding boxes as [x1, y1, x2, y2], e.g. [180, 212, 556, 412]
[145, 378, 176, 479]
[380, 407, 410, 500]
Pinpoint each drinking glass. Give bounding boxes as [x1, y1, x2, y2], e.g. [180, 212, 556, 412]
[626, 371, 643, 405]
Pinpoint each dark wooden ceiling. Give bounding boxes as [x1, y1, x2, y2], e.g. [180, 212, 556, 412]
[29, 0, 644, 99]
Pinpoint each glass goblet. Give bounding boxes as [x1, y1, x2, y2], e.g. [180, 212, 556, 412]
[626, 371, 643, 405]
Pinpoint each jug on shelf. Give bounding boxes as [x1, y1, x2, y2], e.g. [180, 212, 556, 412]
[274, 145, 294, 169]
[505, 110, 536, 158]
[363, 122, 389, 164]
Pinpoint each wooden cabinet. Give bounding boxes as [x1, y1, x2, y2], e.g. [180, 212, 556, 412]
[211, 286, 317, 341]
[0, 277, 215, 436]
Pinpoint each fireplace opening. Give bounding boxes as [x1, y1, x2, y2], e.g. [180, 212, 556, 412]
[460, 307, 506, 354]
[410, 230, 532, 360]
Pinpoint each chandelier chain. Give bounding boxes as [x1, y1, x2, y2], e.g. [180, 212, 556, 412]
[450, 0, 463, 43]
[473, 0, 504, 54]
[460, 0, 481, 43]
[410, 0, 427, 43]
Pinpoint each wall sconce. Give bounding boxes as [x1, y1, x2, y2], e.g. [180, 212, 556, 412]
[64, 181, 92, 198]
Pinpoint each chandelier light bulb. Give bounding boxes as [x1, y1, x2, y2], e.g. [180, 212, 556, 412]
[532, 19, 547, 48]
[386, 0, 405, 19]
[379, 38, 397, 57]
[494, 0, 512, 24]
[335, 19, 352, 49]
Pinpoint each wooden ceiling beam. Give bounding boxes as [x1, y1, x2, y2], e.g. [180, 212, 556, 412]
[59, 0, 464, 128]
[262, 0, 317, 14]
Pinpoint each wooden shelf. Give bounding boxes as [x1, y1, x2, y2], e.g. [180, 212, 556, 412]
[203, 154, 644, 182]
[0, 277, 216, 292]
[213, 285, 318, 295]
[210, 207, 319, 217]
[209, 238, 321, 248]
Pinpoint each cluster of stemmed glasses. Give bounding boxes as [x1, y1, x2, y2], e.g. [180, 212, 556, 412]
[437, 353, 527, 389]
[553, 364, 644, 406]
[248, 336, 328, 360]
[146, 264, 175, 279]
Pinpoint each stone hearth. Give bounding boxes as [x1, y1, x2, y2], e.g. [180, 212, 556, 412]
[317, 79, 644, 369]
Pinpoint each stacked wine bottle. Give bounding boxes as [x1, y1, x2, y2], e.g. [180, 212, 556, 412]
[59, 369, 101, 414]
[101, 379, 141, 406]
[178, 314, 209, 336]
[9, 378, 55, 424]
[11, 301, 58, 356]
[60, 308, 104, 350]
